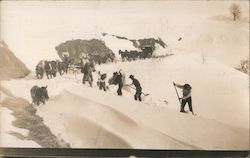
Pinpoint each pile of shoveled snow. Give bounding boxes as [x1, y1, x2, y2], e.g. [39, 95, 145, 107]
[0, 40, 30, 80]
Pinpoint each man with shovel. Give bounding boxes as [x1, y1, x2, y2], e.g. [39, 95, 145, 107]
[173, 82, 194, 115]
[128, 75, 142, 101]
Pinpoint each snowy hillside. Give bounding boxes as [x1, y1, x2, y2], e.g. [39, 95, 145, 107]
[165, 17, 249, 67]
[1, 52, 248, 149]
[2, 1, 248, 69]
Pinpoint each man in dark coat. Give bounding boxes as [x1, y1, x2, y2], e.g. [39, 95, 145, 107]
[174, 82, 193, 114]
[81, 62, 93, 87]
[114, 72, 123, 96]
[129, 75, 142, 101]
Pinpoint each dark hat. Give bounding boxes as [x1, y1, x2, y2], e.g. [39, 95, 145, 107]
[129, 75, 134, 78]
[184, 84, 192, 90]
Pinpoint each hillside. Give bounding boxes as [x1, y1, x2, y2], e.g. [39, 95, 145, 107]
[0, 41, 30, 80]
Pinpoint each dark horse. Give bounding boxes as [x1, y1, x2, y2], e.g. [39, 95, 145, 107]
[119, 50, 129, 61]
[119, 50, 142, 61]
[57, 60, 68, 75]
[44, 61, 57, 79]
[35, 60, 45, 79]
[30, 85, 49, 106]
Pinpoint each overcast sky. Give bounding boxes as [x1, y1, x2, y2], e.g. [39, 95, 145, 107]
[0, 0, 249, 69]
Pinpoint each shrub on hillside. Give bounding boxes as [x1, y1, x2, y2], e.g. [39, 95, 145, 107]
[55, 39, 115, 65]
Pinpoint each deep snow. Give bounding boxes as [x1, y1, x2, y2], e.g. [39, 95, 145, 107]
[1, 52, 249, 149]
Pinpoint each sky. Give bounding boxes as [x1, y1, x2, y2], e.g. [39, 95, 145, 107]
[0, 0, 249, 69]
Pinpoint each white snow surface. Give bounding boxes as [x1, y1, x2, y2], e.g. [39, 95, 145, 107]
[1, 52, 249, 149]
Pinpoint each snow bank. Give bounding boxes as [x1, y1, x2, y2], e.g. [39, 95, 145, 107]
[38, 90, 193, 149]
[32, 84, 249, 149]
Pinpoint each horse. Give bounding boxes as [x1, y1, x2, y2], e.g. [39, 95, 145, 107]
[44, 61, 56, 79]
[119, 50, 128, 61]
[35, 60, 45, 79]
[50, 60, 58, 77]
[119, 50, 142, 61]
[57, 60, 68, 75]
[30, 85, 49, 106]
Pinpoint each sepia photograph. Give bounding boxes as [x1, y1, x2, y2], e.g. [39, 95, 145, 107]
[0, 0, 249, 157]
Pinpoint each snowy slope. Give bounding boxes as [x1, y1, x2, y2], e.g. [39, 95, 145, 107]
[166, 18, 249, 67]
[2, 1, 248, 69]
[0, 107, 40, 147]
[2, 76, 248, 149]
[1, 52, 248, 149]
[38, 90, 248, 149]
[0, 91, 40, 147]
[95, 52, 249, 129]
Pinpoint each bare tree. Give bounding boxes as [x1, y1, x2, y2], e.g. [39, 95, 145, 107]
[230, 3, 241, 21]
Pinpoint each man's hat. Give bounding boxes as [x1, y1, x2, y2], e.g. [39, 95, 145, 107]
[129, 75, 134, 78]
[184, 84, 192, 90]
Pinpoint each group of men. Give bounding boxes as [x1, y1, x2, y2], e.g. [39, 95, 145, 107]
[81, 63, 193, 113]
[96, 70, 143, 102]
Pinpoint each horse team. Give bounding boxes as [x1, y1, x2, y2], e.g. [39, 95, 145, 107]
[118, 49, 153, 61]
[35, 60, 69, 79]
[31, 49, 152, 106]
